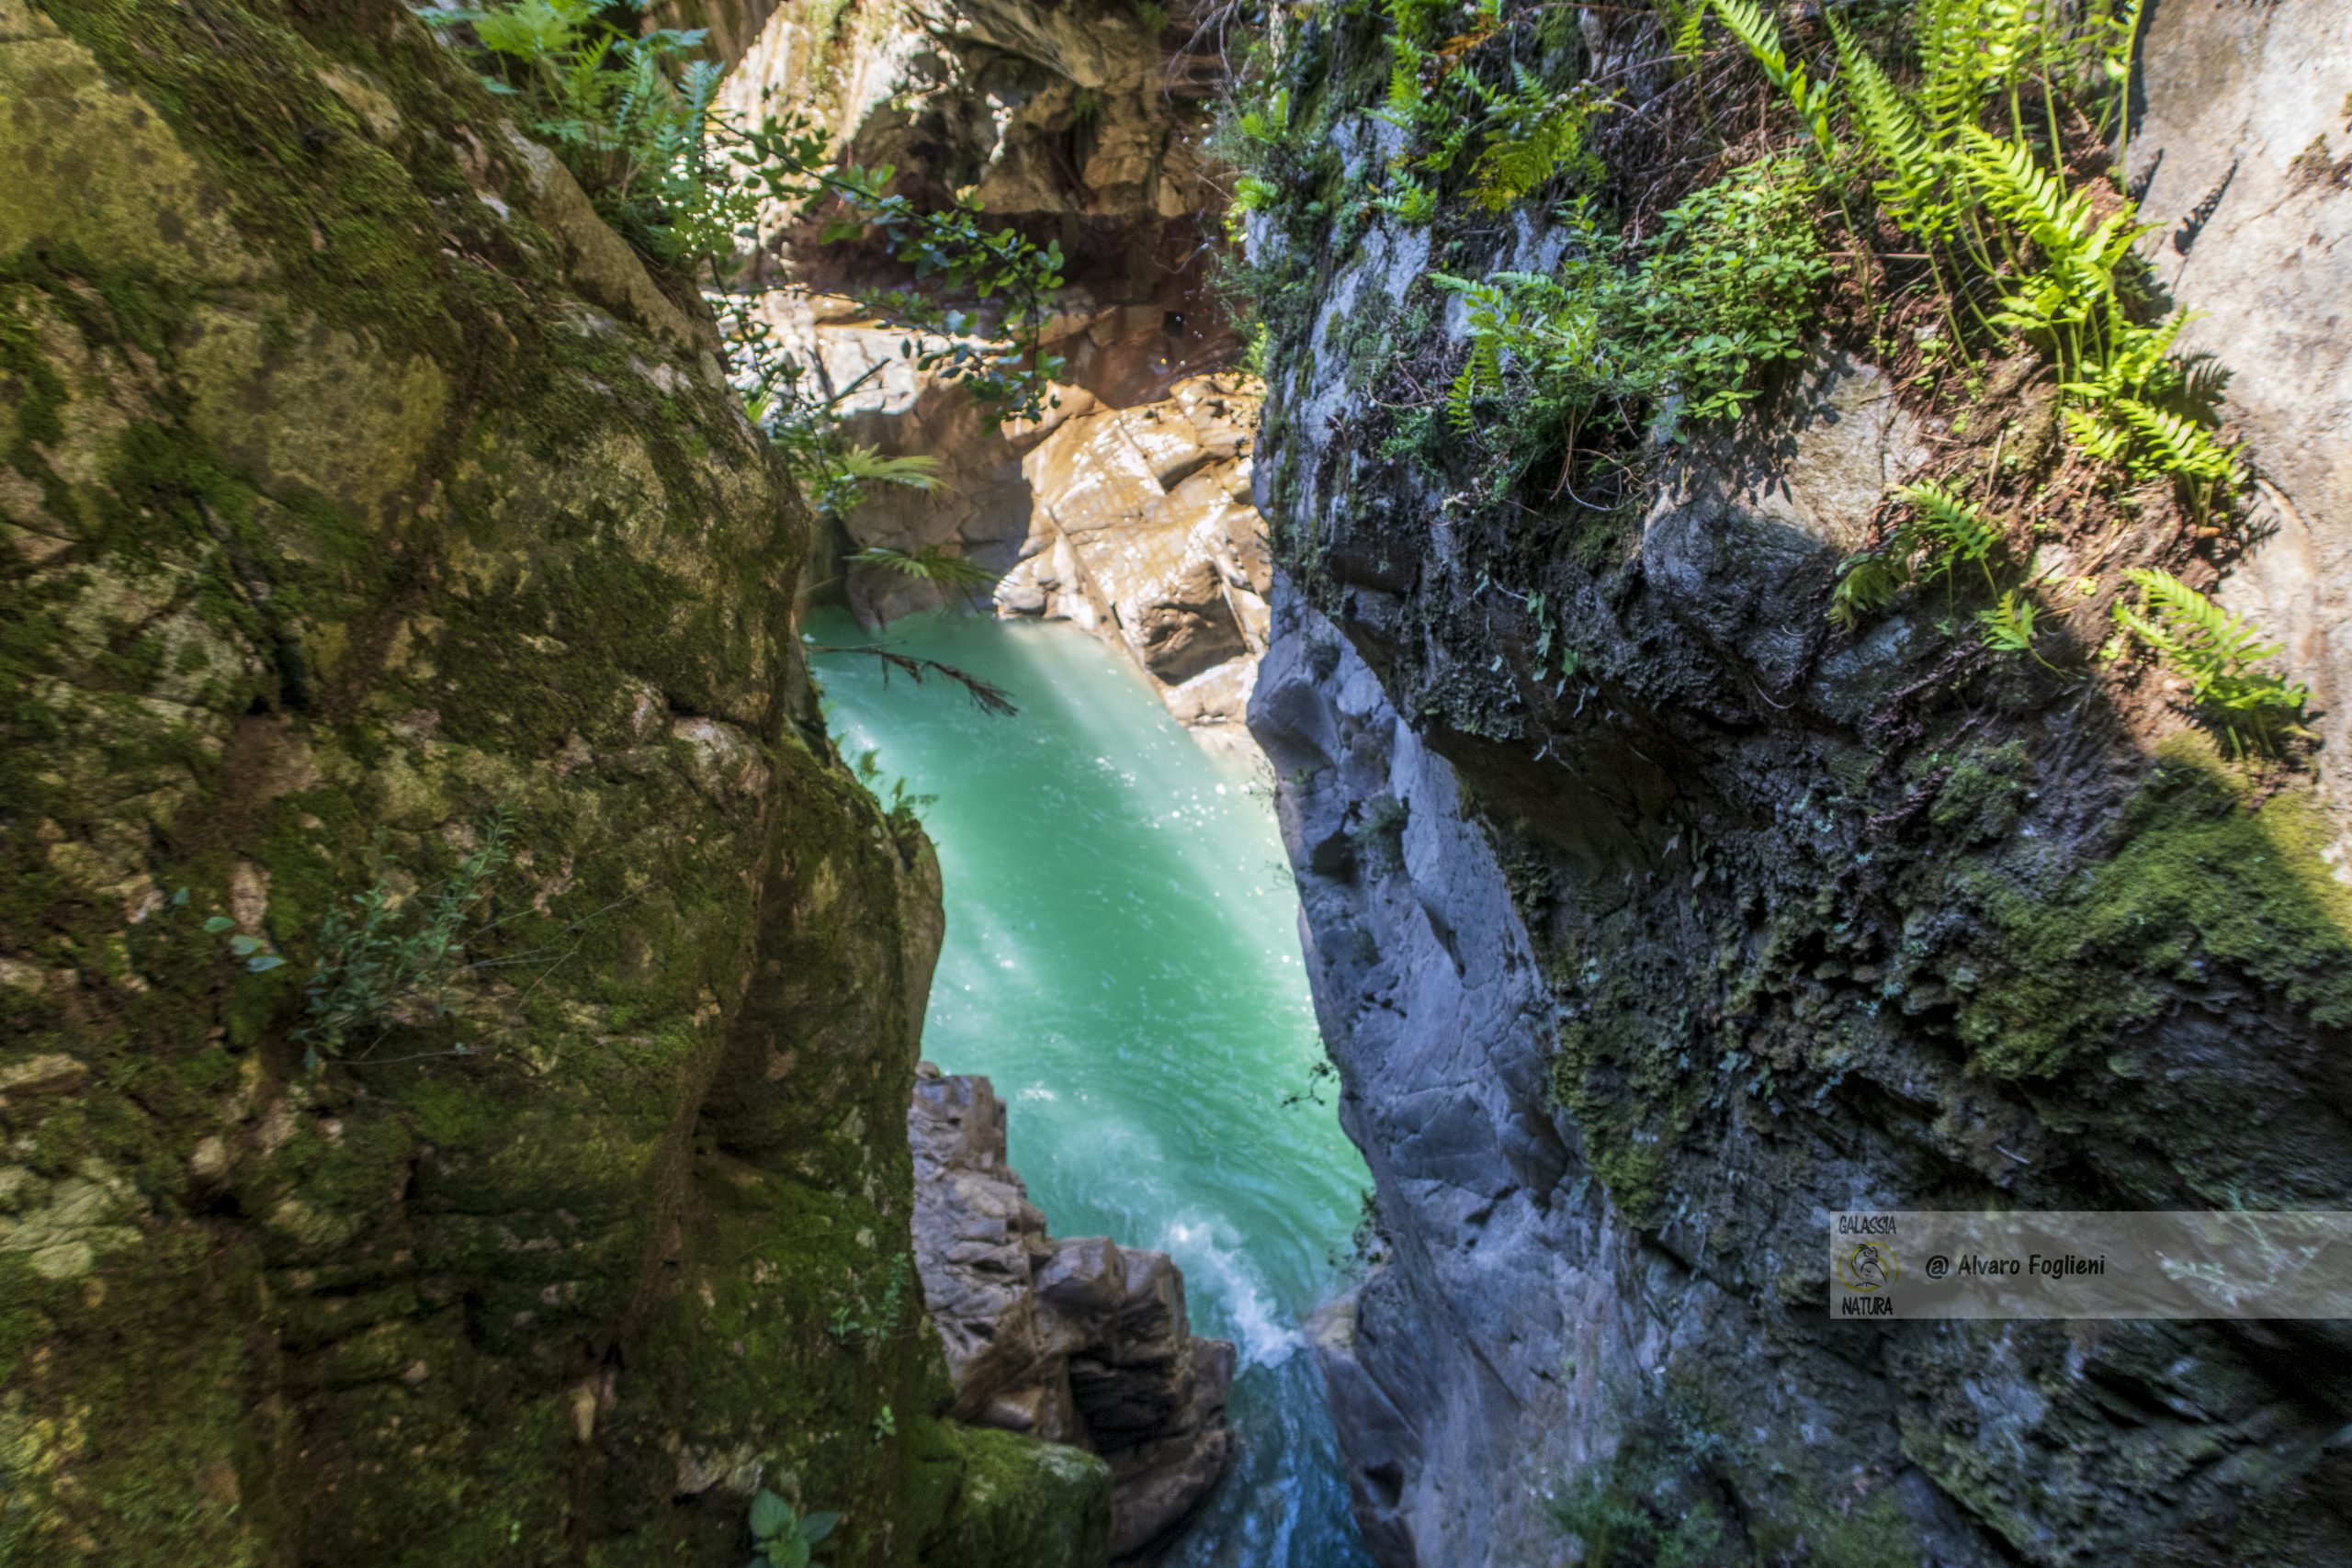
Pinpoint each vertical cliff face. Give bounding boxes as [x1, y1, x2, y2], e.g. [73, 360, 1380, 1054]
[0, 2, 1110, 1562]
[1245, 4, 2352, 1565]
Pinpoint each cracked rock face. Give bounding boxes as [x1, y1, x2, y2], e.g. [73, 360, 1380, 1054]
[1242, 3, 2352, 1565]
[910, 1064, 1237, 1562]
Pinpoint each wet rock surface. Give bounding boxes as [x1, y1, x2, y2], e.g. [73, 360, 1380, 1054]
[910, 1064, 1238, 1562]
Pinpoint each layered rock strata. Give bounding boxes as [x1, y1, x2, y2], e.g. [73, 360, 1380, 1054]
[910, 1065, 1237, 1563]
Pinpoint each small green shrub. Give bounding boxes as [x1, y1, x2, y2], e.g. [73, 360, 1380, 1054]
[1355, 795, 1410, 874]
[1375, 8, 1603, 213]
[424, 0, 1069, 525]
[418, 1, 732, 262]
[851, 752, 938, 836]
[1432, 157, 1827, 486]
[295, 812, 514, 1066]
[826, 1251, 915, 1345]
[745, 1489, 839, 1568]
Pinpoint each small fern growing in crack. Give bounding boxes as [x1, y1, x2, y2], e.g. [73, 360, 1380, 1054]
[2113, 568, 2308, 748]
[1831, 481, 2012, 632]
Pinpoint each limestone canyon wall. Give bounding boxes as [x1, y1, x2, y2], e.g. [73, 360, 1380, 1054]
[1246, 4, 2352, 1565]
[720, 0, 1274, 753]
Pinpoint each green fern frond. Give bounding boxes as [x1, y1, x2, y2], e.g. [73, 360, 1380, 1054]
[1959, 125, 2095, 263]
[849, 545, 995, 590]
[2060, 404, 2132, 465]
[1829, 14, 1951, 239]
[836, 446, 947, 491]
[1974, 0, 2038, 90]
[1446, 360, 1480, 433]
[1829, 551, 1908, 630]
[1469, 88, 1602, 210]
[1706, 0, 1787, 77]
[2113, 569, 2306, 736]
[1916, 0, 1991, 139]
[2120, 570, 2279, 668]
[1892, 479, 2002, 571]
[1706, 0, 1836, 154]
[1375, 175, 1438, 225]
[2113, 399, 2242, 483]
[1976, 588, 2039, 652]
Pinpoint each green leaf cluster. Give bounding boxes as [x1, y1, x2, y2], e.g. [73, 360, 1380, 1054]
[846, 545, 993, 594]
[745, 1489, 840, 1568]
[1431, 157, 1829, 484]
[1829, 479, 2003, 626]
[1702, 0, 2237, 491]
[1375, 7, 1606, 214]
[418, 1, 734, 263]
[716, 108, 1070, 430]
[295, 811, 514, 1065]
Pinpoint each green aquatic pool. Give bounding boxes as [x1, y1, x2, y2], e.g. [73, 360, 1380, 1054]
[808, 607, 1374, 1567]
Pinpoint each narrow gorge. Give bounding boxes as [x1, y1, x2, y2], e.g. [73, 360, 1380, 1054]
[4, 2, 2351, 1567]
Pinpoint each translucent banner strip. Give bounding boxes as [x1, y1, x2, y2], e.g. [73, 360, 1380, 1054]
[1828, 1212, 2352, 1320]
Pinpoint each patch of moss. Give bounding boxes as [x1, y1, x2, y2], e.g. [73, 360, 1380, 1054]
[1959, 737, 2352, 1077]
[903, 1418, 1112, 1568]
[1924, 739, 2032, 846]
[1548, 1011, 1703, 1230]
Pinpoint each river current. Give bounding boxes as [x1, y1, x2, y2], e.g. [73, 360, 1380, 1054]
[808, 607, 1375, 1568]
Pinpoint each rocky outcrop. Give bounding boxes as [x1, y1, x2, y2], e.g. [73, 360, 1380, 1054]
[778, 287, 1272, 751]
[910, 1065, 1236, 1562]
[2130, 0, 2352, 807]
[0, 3, 1112, 1563]
[1246, 3, 2352, 1565]
[999, 372, 1271, 753]
[716, 0, 1269, 753]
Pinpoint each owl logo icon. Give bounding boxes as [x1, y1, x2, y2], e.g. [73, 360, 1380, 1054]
[1838, 1241, 1899, 1293]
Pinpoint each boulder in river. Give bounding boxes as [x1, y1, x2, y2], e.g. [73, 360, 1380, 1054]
[910, 1063, 1238, 1562]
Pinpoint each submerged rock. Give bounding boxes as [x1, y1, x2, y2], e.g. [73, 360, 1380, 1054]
[910, 1063, 1237, 1562]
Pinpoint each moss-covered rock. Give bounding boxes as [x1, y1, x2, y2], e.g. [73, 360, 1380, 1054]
[0, 2, 1102, 1562]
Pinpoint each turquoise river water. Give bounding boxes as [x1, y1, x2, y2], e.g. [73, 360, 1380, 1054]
[808, 607, 1374, 1568]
